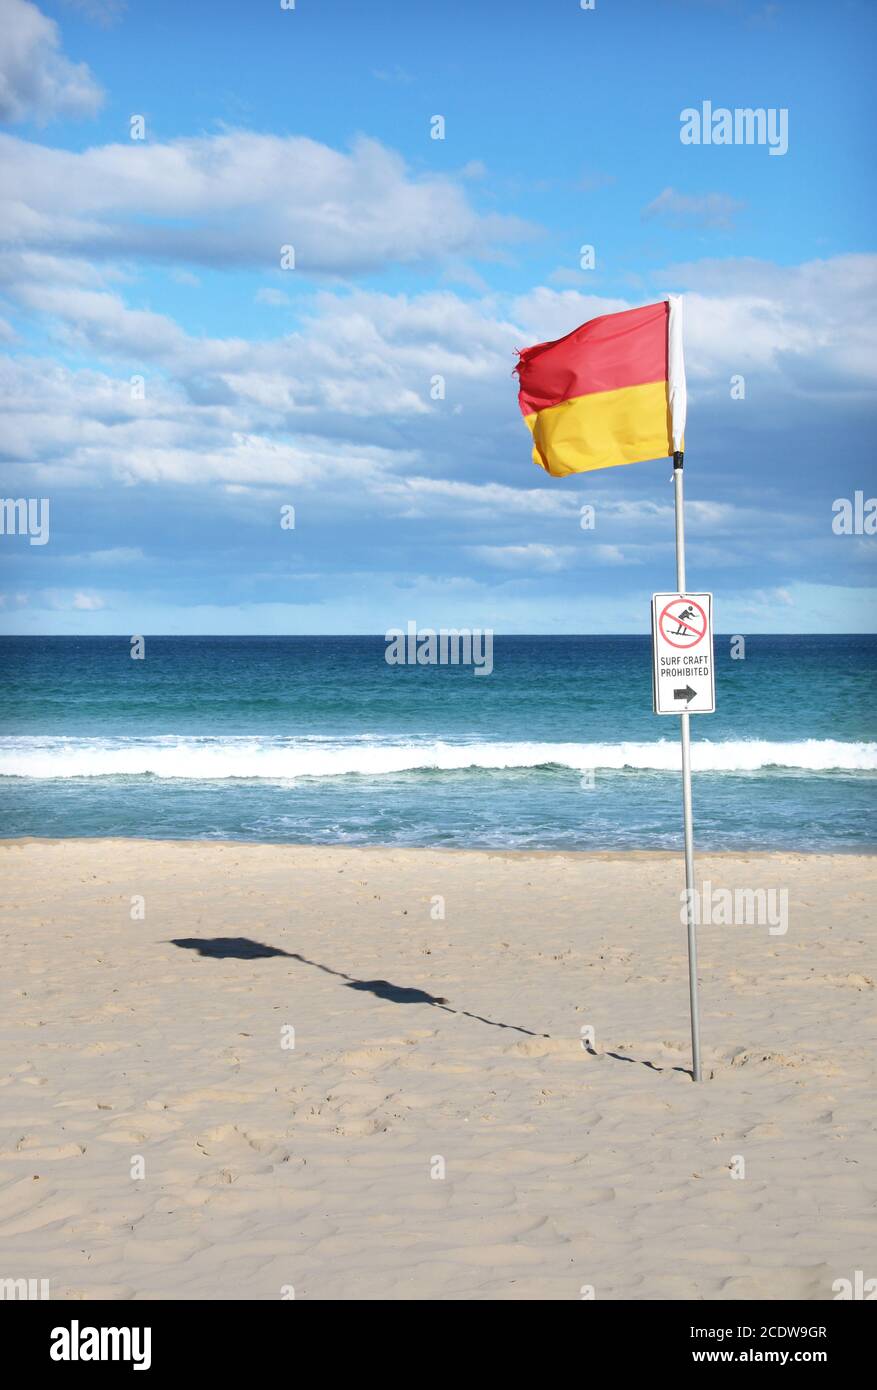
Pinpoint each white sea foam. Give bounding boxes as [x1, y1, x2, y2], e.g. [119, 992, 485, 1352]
[0, 737, 874, 779]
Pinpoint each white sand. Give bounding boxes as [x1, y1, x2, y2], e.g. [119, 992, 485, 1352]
[1, 839, 874, 1301]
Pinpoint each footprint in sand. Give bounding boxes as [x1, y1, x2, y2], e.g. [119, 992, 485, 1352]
[4, 1138, 86, 1160]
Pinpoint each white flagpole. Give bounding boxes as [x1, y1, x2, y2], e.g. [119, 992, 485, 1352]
[673, 452, 702, 1082]
[667, 296, 702, 1082]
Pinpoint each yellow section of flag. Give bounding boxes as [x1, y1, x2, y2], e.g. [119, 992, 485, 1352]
[523, 380, 673, 478]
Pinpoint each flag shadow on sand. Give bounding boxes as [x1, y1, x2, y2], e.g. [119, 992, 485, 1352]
[168, 936, 691, 1072]
[167, 936, 547, 1038]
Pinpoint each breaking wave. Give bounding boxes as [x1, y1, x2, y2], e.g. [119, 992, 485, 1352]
[0, 736, 874, 780]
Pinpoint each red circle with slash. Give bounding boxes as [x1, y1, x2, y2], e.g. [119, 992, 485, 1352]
[658, 598, 707, 649]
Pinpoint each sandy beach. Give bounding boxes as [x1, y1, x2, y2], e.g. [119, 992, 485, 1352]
[1, 838, 874, 1301]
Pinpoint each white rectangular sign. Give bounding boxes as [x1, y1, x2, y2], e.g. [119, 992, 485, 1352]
[651, 592, 715, 715]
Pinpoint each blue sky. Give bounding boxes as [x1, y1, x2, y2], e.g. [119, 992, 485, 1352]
[1, 0, 875, 633]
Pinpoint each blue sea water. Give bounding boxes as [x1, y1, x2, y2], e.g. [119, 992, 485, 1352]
[0, 635, 874, 851]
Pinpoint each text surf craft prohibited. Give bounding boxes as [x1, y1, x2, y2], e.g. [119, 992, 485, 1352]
[651, 592, 715, 715]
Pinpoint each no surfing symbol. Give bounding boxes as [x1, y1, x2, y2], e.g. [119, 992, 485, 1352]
[651, 592, 715, 715]
[657, 597, 708, 650]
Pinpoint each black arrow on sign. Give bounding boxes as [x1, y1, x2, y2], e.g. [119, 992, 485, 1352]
[674, 685, 697, 704]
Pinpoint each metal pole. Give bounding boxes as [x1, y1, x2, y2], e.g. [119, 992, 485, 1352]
[673, 451, 703, 1082]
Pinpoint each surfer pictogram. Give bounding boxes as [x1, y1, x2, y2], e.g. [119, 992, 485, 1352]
[658, 598, 707, 650]
[671, 604, 698, 636]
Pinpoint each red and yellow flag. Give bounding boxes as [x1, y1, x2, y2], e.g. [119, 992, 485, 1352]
[514, 299, 685, 477]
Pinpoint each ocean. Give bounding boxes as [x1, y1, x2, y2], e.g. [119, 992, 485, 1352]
[0, 635, 874, 852]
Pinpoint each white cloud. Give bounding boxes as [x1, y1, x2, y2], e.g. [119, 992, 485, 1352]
[728, 583, 877, 630]
[1, 281, 522, 424]
[469, 543, 573, 571]
[371, 477, 578, 519]
[3, 254, 876, 516]
[0, 0, 103, 123]
[0, 255, 872, 644]
[593, 544, 636, 565]
[371, 65, 414, 86]
[255, 287, 290, 307]
[0, 353, 419, 488]
[642, 187, 746, 230]
[0, 129, 533, 273]
[514, 256, 877, 393]
[511, 288, 633, 344]
[81, 546, 143, 565]
[61, 0, 127, 26]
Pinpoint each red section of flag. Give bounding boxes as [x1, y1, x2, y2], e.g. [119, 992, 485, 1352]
[515, 301, 669, 415]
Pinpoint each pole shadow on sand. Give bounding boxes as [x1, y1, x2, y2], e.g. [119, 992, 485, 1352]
[167, 937, 690, 1073]
[167, 936, 547, 1038]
